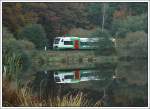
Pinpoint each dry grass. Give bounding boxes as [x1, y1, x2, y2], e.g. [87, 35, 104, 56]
[3, 79, 102, 107]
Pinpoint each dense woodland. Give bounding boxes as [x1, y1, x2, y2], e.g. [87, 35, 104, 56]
[2, 2, 148, 107]
[2, 2, 148, 69]
[3, 2, 147, 48]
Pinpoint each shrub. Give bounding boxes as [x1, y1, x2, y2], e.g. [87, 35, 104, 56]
[117, 31, 147, 58]
[90, 28, 115, 55]
[2, 28, 34, 78]
[111, 14, 147, 37]
[2, 37, 35, 81]
[18, 24, 48, 49]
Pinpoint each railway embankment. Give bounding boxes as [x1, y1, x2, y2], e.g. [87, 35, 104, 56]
[31, 50, 118, 71]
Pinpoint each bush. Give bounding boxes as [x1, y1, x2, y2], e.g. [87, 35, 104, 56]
[90, 29, 115, 55]
[111, 14, 147, 37]
[19, 40, 35, 51]
[18, 24, 48, 49]
[117, 31, 147, 57]
[2, 27, 14, 39]
[2, 36, 35, 80]
[3, 38, 33, 71]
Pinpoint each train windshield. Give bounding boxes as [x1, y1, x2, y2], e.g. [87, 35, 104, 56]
[55, 76, 61, 82]
[54, 38, 60, 44]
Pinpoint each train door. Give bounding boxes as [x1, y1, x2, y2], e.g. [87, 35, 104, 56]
[74, 69, 80, 80]
[74, 40, 79, 49]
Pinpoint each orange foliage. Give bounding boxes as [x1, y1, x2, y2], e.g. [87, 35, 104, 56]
[113, 10, 127, 19]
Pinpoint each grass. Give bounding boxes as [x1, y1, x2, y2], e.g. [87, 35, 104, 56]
[3, 53, 22, 81]
[2, 78, 102, 107]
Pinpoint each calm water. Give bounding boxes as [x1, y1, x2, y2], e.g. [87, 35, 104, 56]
[20, 57, 148, 107]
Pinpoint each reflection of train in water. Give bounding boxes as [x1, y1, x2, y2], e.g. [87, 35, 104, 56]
[54, 69, 103, 84]
[53, 36, 99, 49]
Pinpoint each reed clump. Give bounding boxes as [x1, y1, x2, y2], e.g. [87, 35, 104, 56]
[3, 78, 102, 107]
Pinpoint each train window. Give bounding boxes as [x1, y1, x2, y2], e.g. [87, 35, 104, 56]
[81, 73, 93, 77]
[64, 75, 74, 79]
[54, 38, 60, 44]
[89, 42, 98, 46]
[64, 41, 73, 45]
[61, 39, 64, 42]
[80, 42, 89, 46]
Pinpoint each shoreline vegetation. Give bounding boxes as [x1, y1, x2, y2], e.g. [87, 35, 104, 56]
[32, 50, 118, 71]
[3, 78, 102, 107]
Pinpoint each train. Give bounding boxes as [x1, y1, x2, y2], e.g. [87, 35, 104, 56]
[53, 36, 99, 50]
[53, 36, 116, 50]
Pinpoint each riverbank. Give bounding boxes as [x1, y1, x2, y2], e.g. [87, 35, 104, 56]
[31, 50, 118, 71]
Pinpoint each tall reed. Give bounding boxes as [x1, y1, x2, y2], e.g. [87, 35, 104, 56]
[3, 52, 22, 82]
[3, 79, 102, 107]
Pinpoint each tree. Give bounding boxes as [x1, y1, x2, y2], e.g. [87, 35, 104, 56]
[127, 2, 148, 16]
[116, 31, 148, 58]
[2, 27, 34, 75]
[87, 3, 103, 27]
[111, 14, 147, 37]
[18, 24, 48, 49]
[2, 3, 26, 35]
[90, 28, 115, 55]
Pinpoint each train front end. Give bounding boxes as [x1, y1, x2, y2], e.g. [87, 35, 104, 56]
[53, 37, 61, 49]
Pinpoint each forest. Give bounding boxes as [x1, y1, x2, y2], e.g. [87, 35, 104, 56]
[2, 2, 148, 107]
[2, 2, 148, 71]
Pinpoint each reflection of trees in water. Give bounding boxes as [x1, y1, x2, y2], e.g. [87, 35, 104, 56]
[107, 78, 148, 106]
[30, 71, 60, 101]
[105, 59, 148, 106]
[93, 61, 148, 106]
[91, 62, 118, 92]
[29, 59, 148, 106]
[93, 63, 118, 106]
[117, 59, 147, 85]
[66, 63, 118, 106]
[95, 63, 117, 79]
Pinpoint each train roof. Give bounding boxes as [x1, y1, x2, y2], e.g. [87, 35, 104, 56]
[54, 36, 78, 39]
